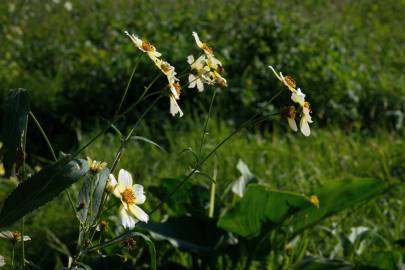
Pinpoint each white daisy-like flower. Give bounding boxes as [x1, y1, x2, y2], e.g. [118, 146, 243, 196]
[125, 31, 162, 61]
[0, 231, 31, 243]
[109, 169, 149, 229]
[169, 94, 184, 117]
[192, 32, 213, 55]
[268, 65, 297, 93]
[187, 55, 211, 92]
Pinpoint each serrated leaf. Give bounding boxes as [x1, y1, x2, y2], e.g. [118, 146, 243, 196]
[1, 88, 30, 177]
[217, 184, 310, 238]
[289, 179, 387, 235]
[0, 158, 89, 228]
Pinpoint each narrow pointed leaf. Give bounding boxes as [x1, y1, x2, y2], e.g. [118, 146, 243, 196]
[0, 158, 89, 228]
[1, 88, 30, 177]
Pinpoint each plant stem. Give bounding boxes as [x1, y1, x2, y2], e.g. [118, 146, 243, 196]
[208, 159, 217, 218]
[114, 57, 141, 119]
[29, 111, 57, 161]
[198, 90, 217, 159]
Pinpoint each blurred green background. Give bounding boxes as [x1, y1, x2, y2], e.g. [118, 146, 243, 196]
[0, 0, 404, 269]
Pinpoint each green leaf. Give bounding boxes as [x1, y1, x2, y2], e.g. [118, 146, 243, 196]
[291, 257, 356, 270]
[289, 179, 387, 235]
[217, 184, 310, 238]
[0, 158, 89, 228]
[77, 168, 109, 225]
[366, 251, 402, 270]
[139, 216, 225, 256]
[131, 136, 164, 151]
[1, 88, 30, 177]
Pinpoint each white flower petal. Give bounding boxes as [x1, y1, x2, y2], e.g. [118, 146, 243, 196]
[268, 65, 284, 82]
[129, 204, 149, 223]
[287, 118, 298, 132]
[109, 174, 118, 186]
[187, 55, 195, 64]
[118, 169, 133, 187]
[192, 31, 203, 48]
[119, 206, 136, 229]
[0, 231, 13, 239]
[291, 91, 305, 106]
[188, 74, 197, 88]
[0, 255, 5, 267]
[22, 235, 31, 242]
[169, 96, 184, 117]
[196, 79, 204, 92]
[300, 116, 311, 136]
[133, 184, 146, 204]
[303, 107, 313, 123]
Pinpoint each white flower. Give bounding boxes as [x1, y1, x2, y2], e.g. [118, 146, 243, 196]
[125, 31, 162, 60]
[109, 169, 149, 229]
[187, 55, 209, 92]
[192, 32, 213, 55]
[268, 65, 297, 93]
[299, 102, 313, 136]
[0, 231, 31, 243]
[291, 88, 305, 106]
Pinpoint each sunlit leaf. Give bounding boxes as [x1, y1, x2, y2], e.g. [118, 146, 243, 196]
[289, 179, 387, 235]
[217, 184, 310, 238]
[0, 158, 89, 228]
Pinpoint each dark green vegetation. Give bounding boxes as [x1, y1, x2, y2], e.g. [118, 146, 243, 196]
[0, 0, 404, 269]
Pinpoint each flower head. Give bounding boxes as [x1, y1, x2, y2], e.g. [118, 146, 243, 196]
[0, 231, 31, 244]
[109, 169, 148, 229]
[268, 65, 313, 136]
[87, 157, 107, 173]
[125, 31, 161, 60]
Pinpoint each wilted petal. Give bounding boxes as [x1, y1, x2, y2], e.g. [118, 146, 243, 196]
[287, 117, 298, 132]
[129, 204, 149, 223]
[0, 231, 13, 239]
[118, 169, 133, 187]
[0, 255, 5, 267]
[133, 184, 146, 204]
[300, 116, 311, 136]
[119, 206, 136, 229]
[291, 89, 305, 106]
[192, 31, 203, 48]
[268, 65, 284, 82]
[303, 107, 313, 123]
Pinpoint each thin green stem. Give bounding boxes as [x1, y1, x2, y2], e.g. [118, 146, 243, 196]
[198, 90, 217, 159]
[114, 57, 141, 119]
[208, 159, 218, 218]
[29, 111, 57, 161]
[20, 113, 28, 268]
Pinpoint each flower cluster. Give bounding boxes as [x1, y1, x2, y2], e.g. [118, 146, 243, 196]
[187, 32, 227, 92]
[269, 66, 313, 136]
[87, 157, 107, 173]
[108, 169, 149, 229]
[125, 31, 183, 117]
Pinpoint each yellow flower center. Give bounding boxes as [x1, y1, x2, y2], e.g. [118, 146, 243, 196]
[141, 40, 154, 52]
[284, 76, 296, 89]
[122, 188, 136, 204]
[304, 101, 311, 109]
[161, 63, 171, 73]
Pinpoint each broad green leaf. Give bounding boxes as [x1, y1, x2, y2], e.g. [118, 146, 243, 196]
[0, 158, 88, 228]
[289, 179, 387, 235]
[77, 168, 109, 225]
[217, 184, 310, 238]
[1, 88, 30, 177]
[139, 216, 225, 256]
